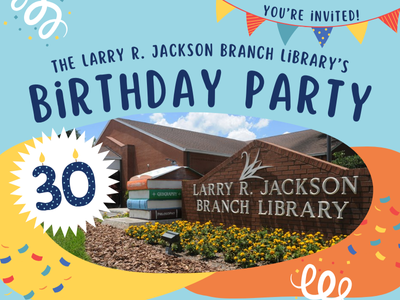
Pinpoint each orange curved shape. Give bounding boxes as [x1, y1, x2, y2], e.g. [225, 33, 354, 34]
[187, 147, 400, 298]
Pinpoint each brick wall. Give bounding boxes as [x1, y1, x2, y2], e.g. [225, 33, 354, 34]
[182, 140, 372, 238]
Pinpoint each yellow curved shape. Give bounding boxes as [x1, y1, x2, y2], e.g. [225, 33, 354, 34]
[375, 206, 381, 212]
[376, 251, 386, 261]
[0, 140, 213, 300]
[353, 233, 362, 236]
[375, 226, 386, 233]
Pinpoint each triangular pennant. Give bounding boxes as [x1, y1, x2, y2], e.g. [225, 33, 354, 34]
[216, 0, 235, 22]
[312, 27, 333, 48]
[379, 8, 400, 32]
[277, 23, 298, 45]
[347, 22, 368, 44]
[246, 13, 266, 36]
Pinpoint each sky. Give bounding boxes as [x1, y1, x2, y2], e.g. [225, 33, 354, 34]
[77, 112, 308, 142]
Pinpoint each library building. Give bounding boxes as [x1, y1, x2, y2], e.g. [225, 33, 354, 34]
[98, 118, 372, 237]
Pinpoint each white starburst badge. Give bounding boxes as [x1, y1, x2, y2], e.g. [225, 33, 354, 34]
[11, 129, 117, 236]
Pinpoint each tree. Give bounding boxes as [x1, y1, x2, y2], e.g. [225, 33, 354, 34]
[331, 150, 366, 169]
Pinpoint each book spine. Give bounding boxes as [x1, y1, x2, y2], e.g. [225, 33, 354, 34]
[127, 179, 148, 190]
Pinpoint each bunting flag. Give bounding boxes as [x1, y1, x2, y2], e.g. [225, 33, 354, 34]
[347, 22, 369, 44]
[312, 27, 333, 48]
[246, 13, 266, 36]
[277, 24, 298, 45]
[379, 9, 400, 32]
[216, 3, 400, 47]
[216, 0, 235, 22]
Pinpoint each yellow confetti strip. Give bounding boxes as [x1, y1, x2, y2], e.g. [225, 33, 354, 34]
[3, 21, 7, 25]
[376, 251, 386, 261]
[347, 261, 350, 264]
[375, 225, 386, 233]
[295, 269, 299, 273]
[354, 233, 362, 236]
[319, 258, 323, 262]
[28, 36, 32, 40]
[55, 36, 59, 40]
[375, 206, 381, 211]
[68, 11, 71, 15]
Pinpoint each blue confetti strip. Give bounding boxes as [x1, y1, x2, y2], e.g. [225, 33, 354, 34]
[394, 223, 400, 231]
[380, 196, 391, 203]
[23, 291, 34, 299]
[370, 239, 381, 246]
[41, 265, 51, 276]
[348, 245, 357, 255]
[60, 257, 70, 267]
[53, 284, 64, 293]
[18, 244, 29, 254]
[0, 256, 11, 264]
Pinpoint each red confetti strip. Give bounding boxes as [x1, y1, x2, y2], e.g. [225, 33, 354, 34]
[39, 286, 47, 290]
[361, 220, 368, 225]
[3, 276, 14, 284]
[390, 207, 399, 216]
[396, 262, 400, 268]
[32, 253, 43, 261]
[64, 276, 72, 281]
[1, 245, 9, 248]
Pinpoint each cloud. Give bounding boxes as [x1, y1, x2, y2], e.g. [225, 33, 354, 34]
[283, 131, 290, 134]
[254, 118, 270, 129]
[227, 129, 257, 141]
[148, 112, 268, 141]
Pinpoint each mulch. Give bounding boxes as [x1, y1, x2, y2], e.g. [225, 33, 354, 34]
[85, 222, 239, 273]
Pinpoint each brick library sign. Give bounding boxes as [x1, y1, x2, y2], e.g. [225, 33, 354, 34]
[182, 140, 372, 237]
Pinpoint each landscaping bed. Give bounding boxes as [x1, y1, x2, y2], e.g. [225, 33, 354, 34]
[84, 220, 346, 273]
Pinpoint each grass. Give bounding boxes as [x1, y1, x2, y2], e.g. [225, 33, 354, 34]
[46, 226, 92, 262]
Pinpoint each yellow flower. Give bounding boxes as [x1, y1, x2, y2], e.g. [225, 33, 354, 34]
[242, 258, 246, 262]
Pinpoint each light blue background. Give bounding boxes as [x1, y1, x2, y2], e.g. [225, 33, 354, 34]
[0, 1, 400, 153]
[1, 1, 399, 299]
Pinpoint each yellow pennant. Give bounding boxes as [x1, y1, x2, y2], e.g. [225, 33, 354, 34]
[347, 21, 369, 44]
[216, 0, 235, 22]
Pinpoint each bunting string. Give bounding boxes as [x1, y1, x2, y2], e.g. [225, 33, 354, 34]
[216, 0, 400, 46]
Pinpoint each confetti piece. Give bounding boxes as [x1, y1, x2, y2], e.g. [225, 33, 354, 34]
[68, 11, 71, 15]
[39, 286, 47, 290]
[295, 269, 299, 273]
[41, 265, 51, 276]
[3, 21, 7, 25]
[23, 291, 34, 299]
[375, 206, 381, 211]
[380, 196, 390, 203]
[376, 251, 386, 261]
[319, 258, 322, 262]
[348, 245, 357, 255]
[4, 292, 12, 296]
[18, 244, 28, 254]
[347, 261, 350, 264]
[390, 207, 399, 216]
[32, 253, 43, 261]
[0, 256, 11, 264]
[1, 245, 9, 248]
[28, 36, 32, 40]
[394, 223, 400, 231]
[64, 276, 72, 281]
[375, 226, 386, 233]
[370, 239, 381, 246]
[3, 276, 14, 284]
[60, 257, 70, 267]
[53, 284, 64, 293]
[354, 233, 362, 236]
[396, 262, 400, 268]
[340, 270, 344, 274]
[55, 36, 59, 40]
[360, 220, 368, 225]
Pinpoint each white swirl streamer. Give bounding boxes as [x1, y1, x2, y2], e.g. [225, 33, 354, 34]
[290, 264, 352, 300]
[11, 0, 68, 39]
